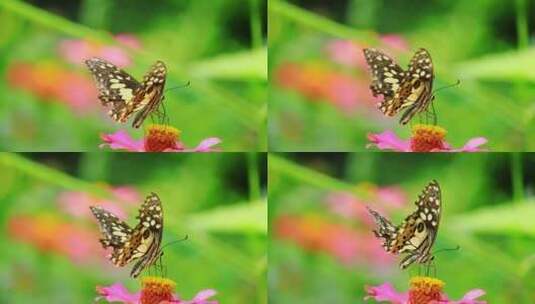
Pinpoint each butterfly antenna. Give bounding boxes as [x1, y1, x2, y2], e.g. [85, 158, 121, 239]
[432, 79, 460, 95]
[161, 235, 189, 250]
[432, 245, 461, 255]
[165, 81, 191, 92]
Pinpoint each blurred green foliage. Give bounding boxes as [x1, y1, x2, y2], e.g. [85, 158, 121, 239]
[0, 152, 267, 303]
[269, 0, 535, 151]
[0, 0, 267, 151]
[269, 152, 535, 303]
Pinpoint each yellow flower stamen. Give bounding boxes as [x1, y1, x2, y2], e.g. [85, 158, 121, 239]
[408, 276, 444, 304]
[140, 276, 176, 304]
[144, 124, 182, 152]
[410, 124, 447, 152]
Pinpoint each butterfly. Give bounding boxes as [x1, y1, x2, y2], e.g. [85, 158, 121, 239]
[85, 58, 167, 128]
[363, 48, 435, 125]
[90, 192, 164, 278]
[367, 180, 442, 269]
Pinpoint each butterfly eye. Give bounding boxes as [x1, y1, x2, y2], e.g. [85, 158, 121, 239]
[417, 222, 425, 232]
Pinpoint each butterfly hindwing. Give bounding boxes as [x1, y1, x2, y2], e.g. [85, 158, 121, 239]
[85, 58, 167, 128]
[90, 192, 164, 278]
[367, 180, 442, 269]
[132, 61, 167, 128]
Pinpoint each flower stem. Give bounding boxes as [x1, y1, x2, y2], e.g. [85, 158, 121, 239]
[247, 153, 261, 201]
[515, 0, 529, 49]
[269, 0, 378, 42]
[249, 0, 263, 49]
[511, 152, 524, 203]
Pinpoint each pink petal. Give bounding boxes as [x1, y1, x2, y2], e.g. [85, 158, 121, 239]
[447, 289, 487, 304]
[367, 131, 411, 152]
[96, 283, 140, 303]
[364, 282, 408, 303]
[192, 137, 222, 152]
[460, 137, 488, 152]
[178, 289, 218, 304]
[100, 130, 145, 151]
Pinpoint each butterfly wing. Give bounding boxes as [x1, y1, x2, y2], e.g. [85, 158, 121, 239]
[396, 48, 435, 124]
[363, 48, 406, 116]
[90, 206, 133, 248]
[128, 192, 164, 277]
[85, 58, 142, 122]
[366, 206, 398, 252]
[131, 61, 167, 128]
[396, 180, 441, 269]
[367, 180, 442, 269]
[90, 193, 164, 278]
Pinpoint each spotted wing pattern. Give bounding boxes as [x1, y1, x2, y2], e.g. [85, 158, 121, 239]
[363, 48, 434, 125]
[90, 192, 164, 278]
[367, 180, 442, 269]
[85, 58, 167, 128]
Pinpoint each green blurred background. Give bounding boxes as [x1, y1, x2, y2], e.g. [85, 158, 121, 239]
[0, 152, 267, 303]
[0, 0, 267, 151]
[269, 0, 535, 151]
[269, 152, 535, 303]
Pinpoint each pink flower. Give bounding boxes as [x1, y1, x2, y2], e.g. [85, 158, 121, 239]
[58, 33, 142, 67]
[365, 277, 487, 304]
[96, 277, 218, 304]
[274, 215, 394, 266]
[325, 35, 409, 69]
[325, 184, 407, 222]
[7, 214, 104, 264]
[275, 62, 376, 113]
[367, 124, 488, 152]
[57, 186, 141, 220]
[100, 125, 221, 152]
[6, 62, 98, 113]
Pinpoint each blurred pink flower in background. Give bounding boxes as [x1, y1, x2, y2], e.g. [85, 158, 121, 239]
[275, 62, 377, 113]
[59, 33, 142, 67]
[6, 62, 98, 113]
[96, 276, 218, 304]
[367, 125, 488, 152]
[325, 183, 407, 223]
[58, 186, 141, 220]
[100, 125, 221, 152]
[365, 277, 486, 304]
[7, 214, 103, 264]
[325, 34, 409, 70]
[274, 214, 395, 266]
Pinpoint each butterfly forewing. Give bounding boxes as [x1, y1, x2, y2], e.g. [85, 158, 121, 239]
[367, 180, 442, 269]
[363, 48, 435, 124]
[85, 58, 167, 128]
[90, 192, 164, 278]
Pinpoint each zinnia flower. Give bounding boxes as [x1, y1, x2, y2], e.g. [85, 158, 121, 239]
[100, 125, 221, 152]
[59, 33, 142, 67]
[367, 124, 487, 152]
[365, 276, 487, 304]
[96, 276, 218, 304]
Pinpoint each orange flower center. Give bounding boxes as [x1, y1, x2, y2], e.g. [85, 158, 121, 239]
[410, 124, 447, 152]
[408, 276, 444, 304]
[140, 276, 176, 304]
[144, 124, 182, 152]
